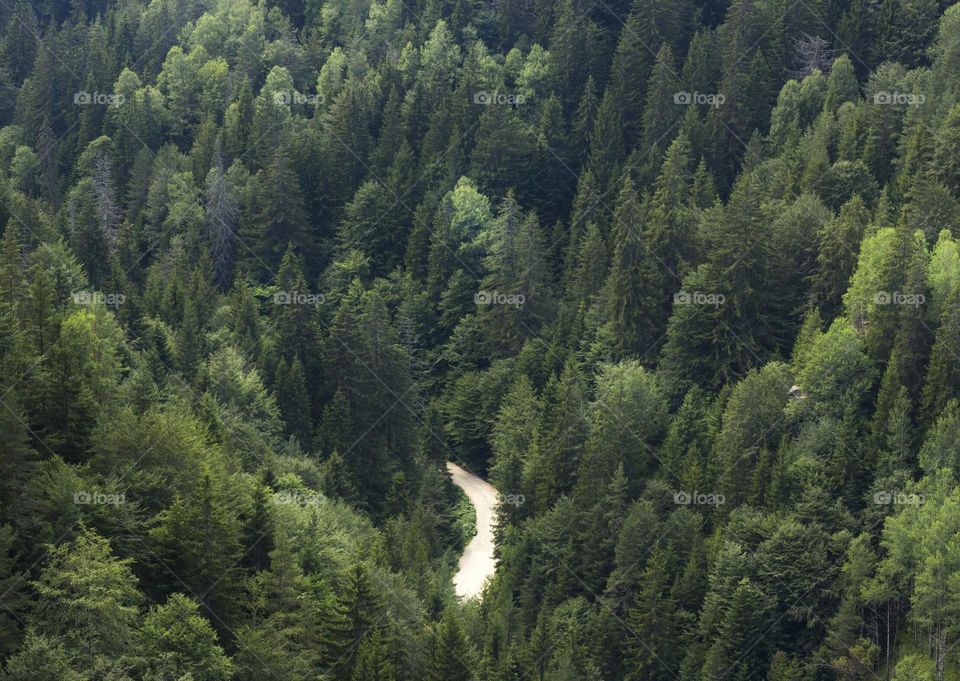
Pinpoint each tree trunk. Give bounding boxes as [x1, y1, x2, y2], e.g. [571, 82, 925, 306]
[936, 625, 946, 681]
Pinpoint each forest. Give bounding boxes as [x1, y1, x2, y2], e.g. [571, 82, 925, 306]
[2, 0, 960, 678]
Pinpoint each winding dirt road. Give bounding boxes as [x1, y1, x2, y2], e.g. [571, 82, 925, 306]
[447, 461, 499, 600]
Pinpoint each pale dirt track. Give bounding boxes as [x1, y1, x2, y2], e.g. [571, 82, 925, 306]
[447, 461, 499, 600]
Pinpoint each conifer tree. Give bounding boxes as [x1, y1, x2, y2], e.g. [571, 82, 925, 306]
[625, 546, 678, 681]
[921, 284, 960, 425]
[599, 176, 663, 359]
[243, 148, 314, 277]
[429, 611, 473, 681]
[31, 527, 142, 669]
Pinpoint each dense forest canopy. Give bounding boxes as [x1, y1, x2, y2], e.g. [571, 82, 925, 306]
[2, 0, 960, 679]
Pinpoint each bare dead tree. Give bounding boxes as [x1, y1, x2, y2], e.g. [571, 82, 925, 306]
[789, 34, 835, 78]
[205, 137, 238, 290]
[92, 154, 121, 251]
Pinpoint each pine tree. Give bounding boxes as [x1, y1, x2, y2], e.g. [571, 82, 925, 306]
[700, 578, 776, 681]
[225, 76, 255, 163]
[659, 173, 774, 391]
[470, 104, 536, 202]
[0, 525, 27, 656]
[548, 0, 598, 111]
[275, 357, 314, 446]
[490, 375, 540, 528]
[138, 593, 235, 680]
[243, 479, 274, 573]
[352, 632, 396, 681]
[640, 45, 682, 155]
[921, 284, 960, 425]
[525, 358, 588, 513]
[587, 91, 626, 198]
[888, 0, 939, 68]
[273, 245, 320, 366]
[343, 563, 379, 651]
[568, 221, 608, 304]
[149, 472, 245, 627]
[478, 194, 554, 355]
[811, 196, 870, 319]
[824, 54, 860, 113]
[578, 360, 668, 499]
[573, 76, 600, 162]
[243, 148, 314, 277]
[429, 611, 473, 681]
[647, 133, 696, 284]
[530, 95, 576, 227]
[932, 103, 960, 196]
[171, 293, 202, 380]
[599, 176, 663, 359]
[323, 78, 374, 207]
[0, 392, 35, 526]
[607, 0, 658, 145]
[31, 527, 142, 669]
[625, 546, 678, 681]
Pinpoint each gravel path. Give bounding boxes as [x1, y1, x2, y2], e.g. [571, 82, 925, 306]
[447, 461, 499, 600]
